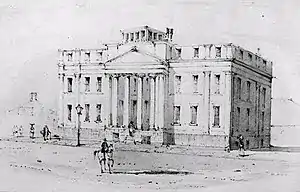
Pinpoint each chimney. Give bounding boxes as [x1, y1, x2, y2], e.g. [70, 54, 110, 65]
[170, 28, 174, 41]
[166, 27, 174, 42]
[30, 92, 38, 102]
[257, 48, 261, 56]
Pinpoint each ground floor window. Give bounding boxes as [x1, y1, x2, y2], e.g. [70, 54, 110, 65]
[67, 105, 72, 121]
[190, 105, 198, 125]
[96, 104, 102, 122]
[213, 105, 220, 127]
[174, 106, 181, 125]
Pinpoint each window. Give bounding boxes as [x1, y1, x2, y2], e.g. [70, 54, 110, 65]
[153, 33, 157, 40]
[262, 88, 266, 108]
[130, 33, 134, 41]
[213, 106, 220, 127]
[174, 106, 181, 125]
[246, 81, 251, 101]
[96, 77, 102, 92]
[125, 33, 129, 42]
[261, 139, 264, 147]
[176, 48, 182, 58]
[237, 107, 240, 130]
[248, 53, 252, 62]
[148, 31, 152, 40]
[175, 75, 182, 94]
[67, 105, 72, 121]
[96, 104, 102, 122]
[158, 34, 162, 40]
[135, 32, 139, 41]
[193, 75, 199, 93]
[85, 77, 90, 92]
[237, 77, 242, 100]
[216, 47, 221, 58]
[67, 53, 73, 61]
[85, 52, 90, 61]
[194, 47, 199, 58]
[67, 78, 73, 92]
[97, 51, 103, 61]
[141, 31, 145, 39]
[246, 108, 250, 131]
[240, 50, 244, 59]
[84, 104, 90, 122]
[261, 112, 265, 132]
[263, 60, 267, 69]
[190, 106, 198, 125]
[215, 74, 220, 94]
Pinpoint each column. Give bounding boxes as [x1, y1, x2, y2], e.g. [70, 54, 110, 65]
[112, 75, 118, 127]
[203, 71, 211, 134]
[154, 75, 160, 129]
[224, 72, 232, 135]
[149, 76, 155, 128]
[104, 74, 111, 127]
[137, 76, 143, 129]
[159, 75, 165, 128]
[123, 75, 130, 127]
[58, 74, 65, 126]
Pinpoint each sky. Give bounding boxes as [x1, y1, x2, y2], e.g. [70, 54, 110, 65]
[0, 0, 299, 124]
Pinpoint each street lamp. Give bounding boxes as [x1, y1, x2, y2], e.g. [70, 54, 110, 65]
[75, 104, 83, 146]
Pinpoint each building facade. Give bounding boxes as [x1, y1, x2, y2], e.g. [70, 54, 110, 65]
[57, 26, 272, 149]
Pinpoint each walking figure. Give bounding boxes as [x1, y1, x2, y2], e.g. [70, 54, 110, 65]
[29, 123, 35, 139]
[41, 125, 51, 141]
[237, 134, 245, 156]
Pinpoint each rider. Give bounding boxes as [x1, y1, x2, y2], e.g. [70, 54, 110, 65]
[101, 138, 109, 160]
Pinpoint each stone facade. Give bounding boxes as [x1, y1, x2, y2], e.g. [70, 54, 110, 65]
[57, 26, 272, 149]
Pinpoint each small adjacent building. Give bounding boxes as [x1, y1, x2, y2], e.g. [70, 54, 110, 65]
[57, 26, 272, 149]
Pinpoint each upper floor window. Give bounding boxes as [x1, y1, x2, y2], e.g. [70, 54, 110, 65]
[176, 48, 182, 58]
[215, 47, 221, 58]
[85, 52, 90, 62]
[125, 33, 129, 42]
[85, 77, 90, 92]
[130, 33, 134, 41]
[237, 77, 242, 100]
[141, 31, 145, 39]
[248, 53, 252, 62]
[194, 47, 199, 58]
[263, 60, 267, 69]
[240, 50, 244, 59]
[262, 87, 266, 108]
[215, 74, 220, 94]
[97, 51, 103, 61]
[193, 75, 199, 93]
[158, 34, 162, 40]
[67, 78, 73, 92]
[153, 33, 157, 40]
[148, 31, 153, 40]
[213, 105, 220, 127]
[175, 75, 182, 94]
[67, 53, 73, 61]
[246, 81, 251, 101]
[135, 32, 140, 41]
[97, 77, 102, 92]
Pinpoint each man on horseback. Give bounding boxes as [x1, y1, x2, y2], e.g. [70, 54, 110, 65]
[94, 138, 114, 174]
[101, 138, 109, 162]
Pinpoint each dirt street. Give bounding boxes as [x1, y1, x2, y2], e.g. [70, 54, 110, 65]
[0, 140, 299, 192]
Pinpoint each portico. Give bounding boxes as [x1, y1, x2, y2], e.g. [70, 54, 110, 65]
[105, 72, 166, 131]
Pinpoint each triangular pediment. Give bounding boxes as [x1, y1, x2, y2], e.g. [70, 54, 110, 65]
[105, 46, 166, 65]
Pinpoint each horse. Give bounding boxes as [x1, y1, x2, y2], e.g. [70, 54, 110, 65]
[94, 144, 114, 174]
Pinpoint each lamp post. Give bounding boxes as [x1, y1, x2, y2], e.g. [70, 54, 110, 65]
[75, 104, 83, 147]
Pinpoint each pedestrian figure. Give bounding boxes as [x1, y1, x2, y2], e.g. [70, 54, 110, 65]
[237, 134, 245, 156]
[19, 125, 23, 137]
[101, 138, 109, 165]
[41, 125, 51, 141]
[128, 121, 137, 145]
[29, 123, 35, 139]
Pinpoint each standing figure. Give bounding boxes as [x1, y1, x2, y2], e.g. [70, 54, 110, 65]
[101, 138, 109, 167]
[19, 125, 23, 137]
[41, 125, 51, 141]
[29, 123, 35, 139]
[237, 134, 245, 156]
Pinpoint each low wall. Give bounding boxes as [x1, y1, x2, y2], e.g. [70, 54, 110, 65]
[271, 126, 300, 147]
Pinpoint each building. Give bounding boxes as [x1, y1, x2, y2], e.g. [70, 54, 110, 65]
[57, 26, 272, 149]
[0, 92, 58, 138]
